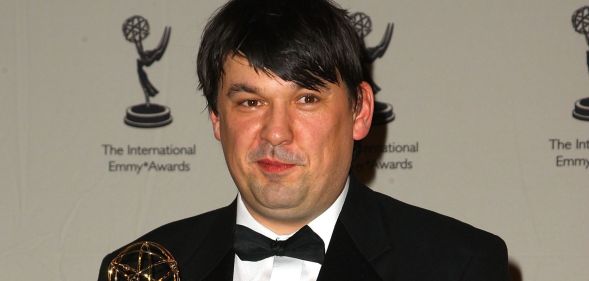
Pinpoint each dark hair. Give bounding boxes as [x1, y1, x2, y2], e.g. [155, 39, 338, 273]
[197, 0, 372, 113]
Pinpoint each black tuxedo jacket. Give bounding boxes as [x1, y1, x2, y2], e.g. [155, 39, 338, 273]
[98, 177, 508, 281]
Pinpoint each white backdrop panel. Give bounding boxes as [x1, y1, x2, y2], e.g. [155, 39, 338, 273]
[1, 0, 587, 280]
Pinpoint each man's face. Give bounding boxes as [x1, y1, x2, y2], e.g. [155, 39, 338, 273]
[210, 56, 373, 233]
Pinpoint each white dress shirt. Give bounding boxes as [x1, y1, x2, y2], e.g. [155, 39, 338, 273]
[233, 178, 349, 281]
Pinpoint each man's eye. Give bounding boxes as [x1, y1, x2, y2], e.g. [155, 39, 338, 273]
[297, 95, 320, 104]
[239, 100, 262, 107]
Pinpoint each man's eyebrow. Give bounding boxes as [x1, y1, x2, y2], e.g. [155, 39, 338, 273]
[227, 83, 260, 96]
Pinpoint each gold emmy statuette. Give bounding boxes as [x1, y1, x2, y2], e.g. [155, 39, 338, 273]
[107, 241, 180, 281]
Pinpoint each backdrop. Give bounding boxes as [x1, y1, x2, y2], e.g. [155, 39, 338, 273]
[1, 0, 588, 280]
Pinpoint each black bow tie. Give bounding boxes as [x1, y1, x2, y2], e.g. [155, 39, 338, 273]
[233, 224, 325, 264]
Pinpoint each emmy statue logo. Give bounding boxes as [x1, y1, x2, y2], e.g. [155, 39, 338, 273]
[108, 241, 180, 281]
[348, 12, 395, 125]
[571, 7, 589, 121]
[122, 16, 173, 128]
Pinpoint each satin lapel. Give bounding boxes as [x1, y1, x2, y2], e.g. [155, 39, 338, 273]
[201, 250, 235, 281]
[328, 176, 396, 280]
[179, 200, 237, 281]
[317, 220, 383, 281]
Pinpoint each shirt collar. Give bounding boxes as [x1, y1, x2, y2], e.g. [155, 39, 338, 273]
[236, 177, 350, 252]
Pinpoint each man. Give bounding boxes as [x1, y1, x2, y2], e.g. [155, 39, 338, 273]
[98, 0, 508, 280]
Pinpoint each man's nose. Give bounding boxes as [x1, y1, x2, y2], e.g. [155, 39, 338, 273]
[260, 104, 293, 146]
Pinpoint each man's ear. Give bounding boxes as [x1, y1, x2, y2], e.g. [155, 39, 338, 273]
[210, 110, 222, 141]
[352, 81, 374, 141]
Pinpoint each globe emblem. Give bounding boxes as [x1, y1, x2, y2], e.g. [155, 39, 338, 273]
[572, 6, 589, 36]
[123, 15, 150, 43]
[349, 12, 372, 39]
[108, 241, 180, 281]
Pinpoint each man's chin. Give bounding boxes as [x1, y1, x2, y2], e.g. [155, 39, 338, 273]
[252, 190, 308, 213]
[256, 191, 306, 210]
[254, 204, 314, 227]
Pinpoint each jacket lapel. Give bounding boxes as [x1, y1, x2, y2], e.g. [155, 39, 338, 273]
[319, 176, 396, 281]
[201, 250, 235, 281]
[317, 220, 383, 281]
[179, 200, 237, 281]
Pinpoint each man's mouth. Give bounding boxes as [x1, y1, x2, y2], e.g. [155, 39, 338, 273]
[256, 159, 297, 174]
